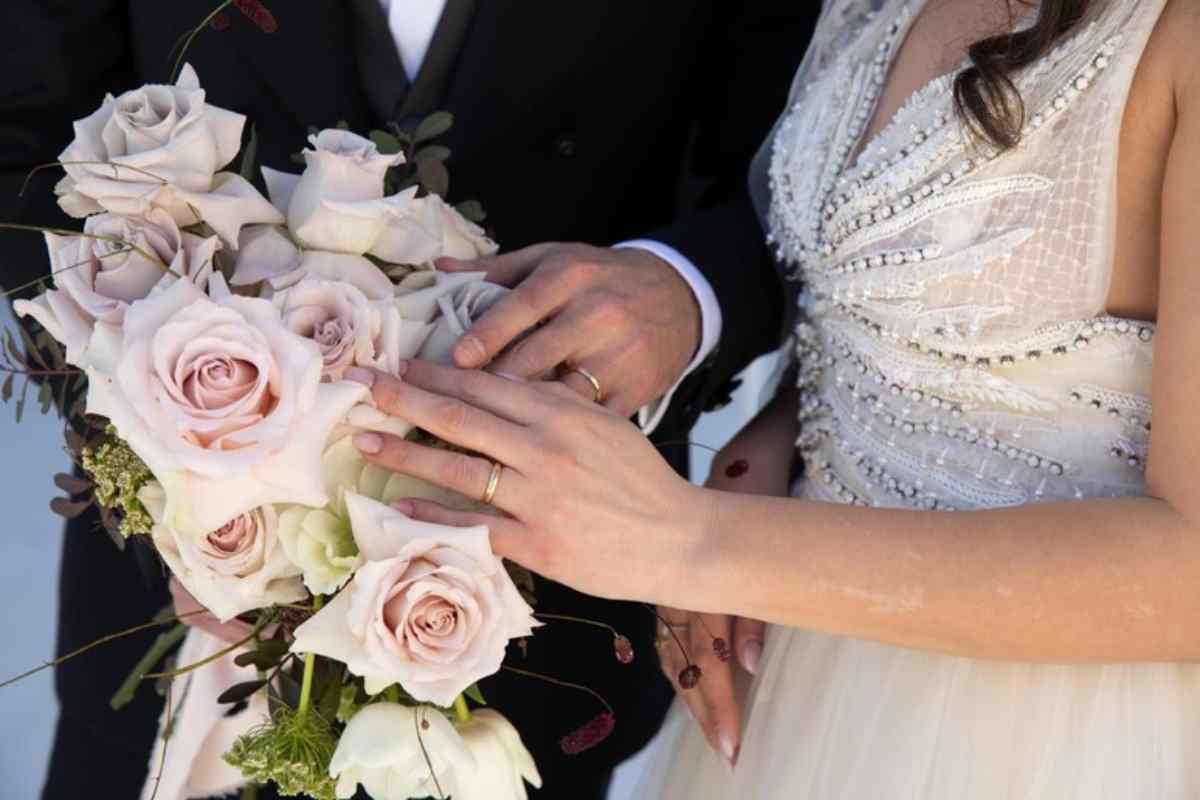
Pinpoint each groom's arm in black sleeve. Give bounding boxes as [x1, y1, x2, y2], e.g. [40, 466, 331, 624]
[648, 2, 818, 426]
[0, 2, 135, 296]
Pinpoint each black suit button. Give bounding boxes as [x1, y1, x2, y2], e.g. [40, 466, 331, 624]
[555, 137, 577, 157]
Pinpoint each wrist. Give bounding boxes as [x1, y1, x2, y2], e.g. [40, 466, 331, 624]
[660, 483, 724, 609]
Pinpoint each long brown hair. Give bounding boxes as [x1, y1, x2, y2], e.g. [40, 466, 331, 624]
[953, 0, 1094, 148]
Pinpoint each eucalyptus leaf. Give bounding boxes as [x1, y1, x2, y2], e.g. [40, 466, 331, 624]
[17, 323, 48, 370]
[53, 473, 92, 494]
[370, 130, 403, 155]
[217, 679, 268, 705]
[414, 111, 454, 144]
[455, 200, 487, 224]
[233, 650, 284, 670]
[49, 497, 90, 518]
[240, 125, 259, 183]
[37, 379, 52, 414]
[15, 378, 28, 423]
[1, 372, 12, 403]
[414, 145, 451, 162]
[417, 158, 450, 198]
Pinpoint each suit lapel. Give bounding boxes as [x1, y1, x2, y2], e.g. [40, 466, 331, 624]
[398, 0, 478, 120]
[344, 0, 411, 123]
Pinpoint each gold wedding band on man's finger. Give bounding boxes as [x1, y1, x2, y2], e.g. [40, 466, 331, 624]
[563, 364, 603, 403]
[481, 461, 503, 505]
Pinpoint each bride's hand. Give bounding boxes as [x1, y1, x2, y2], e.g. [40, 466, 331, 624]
[345, 361, 712, 605]
[655, 607, 764, 766]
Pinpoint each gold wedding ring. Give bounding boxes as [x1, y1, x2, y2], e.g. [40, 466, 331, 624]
[482, 461, 503, 505]
[568, 365, 603, 403]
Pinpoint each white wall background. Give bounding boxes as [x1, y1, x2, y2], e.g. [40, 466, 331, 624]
[0, 295, 775, 799]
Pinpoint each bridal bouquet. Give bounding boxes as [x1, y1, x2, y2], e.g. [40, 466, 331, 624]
[0, 51, 624, 800]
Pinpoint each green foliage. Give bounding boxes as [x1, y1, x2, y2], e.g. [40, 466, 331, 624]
[110, 622, 189, 710]
[81, 428, 155, 537]
[0, 323, 86, 423]
[240, 124, 259, 182]
[224, 706, 339, 800]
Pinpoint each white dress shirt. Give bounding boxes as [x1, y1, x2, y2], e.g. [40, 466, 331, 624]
[377, 0, 722, 434]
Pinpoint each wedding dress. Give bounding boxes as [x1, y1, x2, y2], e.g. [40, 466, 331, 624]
[636, 0, 1197, 797]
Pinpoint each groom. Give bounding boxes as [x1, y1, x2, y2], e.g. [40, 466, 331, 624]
[0, 2, 816, 797]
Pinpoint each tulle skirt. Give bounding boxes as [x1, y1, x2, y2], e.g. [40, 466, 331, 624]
[634, 624, 1200, 798]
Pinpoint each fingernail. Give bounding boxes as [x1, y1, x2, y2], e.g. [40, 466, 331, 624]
[493, 370, 526, 383]
[353, 432, 383, 454]
[391, 500, 415, 516]
[344, 367, 375, 388]
[718, 731, 737, 766]
[742, 640, 763, 675]
[455, 335, 487, 368]
[394, 360, 409, 378]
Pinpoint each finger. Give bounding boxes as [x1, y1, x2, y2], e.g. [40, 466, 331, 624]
[489, 316, 590, 380]
[400, 360, 559, 425]
[436, 243, 556, 285]
[349, 367, 537, 467]
[356, 434, 530, 513]
[733, 617, 767, 676]
[692, 615, 740, 765]
[398, 498, 534, 567]
[453, 256, 591, 368]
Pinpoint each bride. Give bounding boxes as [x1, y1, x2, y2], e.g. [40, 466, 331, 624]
[347, 0, 1199, 795]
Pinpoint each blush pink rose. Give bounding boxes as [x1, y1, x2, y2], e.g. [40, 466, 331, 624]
[290, 492, 538, 706]
[14, 209, 217, 367]
[84, 275, 368, 536]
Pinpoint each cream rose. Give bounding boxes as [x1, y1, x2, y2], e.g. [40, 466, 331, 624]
[261, 130, 414, 258]
[55, 64, 282, 246]
[14, 209, 217, 366]
[83, 275, 368, 536]
[278, 437, 487, 598]
[272, 279, 403, 381]
[290, 492, 538, 705]
[328, 703, 472, 800]
[328, 704, 540, 800]
[261, 128, 495, 266]
[140, 483, 305, 621]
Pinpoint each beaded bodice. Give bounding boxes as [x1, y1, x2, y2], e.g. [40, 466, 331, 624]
[762, 0, 1168, 510]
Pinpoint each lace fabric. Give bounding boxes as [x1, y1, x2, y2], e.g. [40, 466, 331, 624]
[636, 2, 1197, 798]
[764, 0, 1165, 511]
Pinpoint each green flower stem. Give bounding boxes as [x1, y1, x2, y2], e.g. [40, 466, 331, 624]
[296, 596, 324, 718]
[453, 694, 471, 724]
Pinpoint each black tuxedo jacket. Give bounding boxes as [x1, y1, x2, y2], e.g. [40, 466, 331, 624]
[0, 2, 817, 798]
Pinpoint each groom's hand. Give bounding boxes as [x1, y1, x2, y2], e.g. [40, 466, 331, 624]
[438, 243, 700, 416]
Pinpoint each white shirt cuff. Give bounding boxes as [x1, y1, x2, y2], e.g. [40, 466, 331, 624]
[614, 239, 723, 435]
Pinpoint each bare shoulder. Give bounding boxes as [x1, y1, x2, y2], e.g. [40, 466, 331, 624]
[1151, 0, 1200, 106]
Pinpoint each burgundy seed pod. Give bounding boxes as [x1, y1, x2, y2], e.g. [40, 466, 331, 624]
[233, 0, 279, 33]
[613, 634, 634, 665]
[209, 11, 232, 30]
[560, 712, 616, 755]
[678, 664, 702, 689]
[724, 459, 750, 479]
[712, 637, 731, 662]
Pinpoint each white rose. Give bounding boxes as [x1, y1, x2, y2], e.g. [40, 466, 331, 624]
[261, 129, 417, 258]
[261, 128, 496, 266]
[416, 274, 509, 364]
[328, 703, 472, 800]
[329, 705, 540, 800]
[55, 64, 282, 246]
[290, 492, 538, 705]
[14, 209, 217, 366]
[84, 275, 368, 536]
[140, 483, 305, 622]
